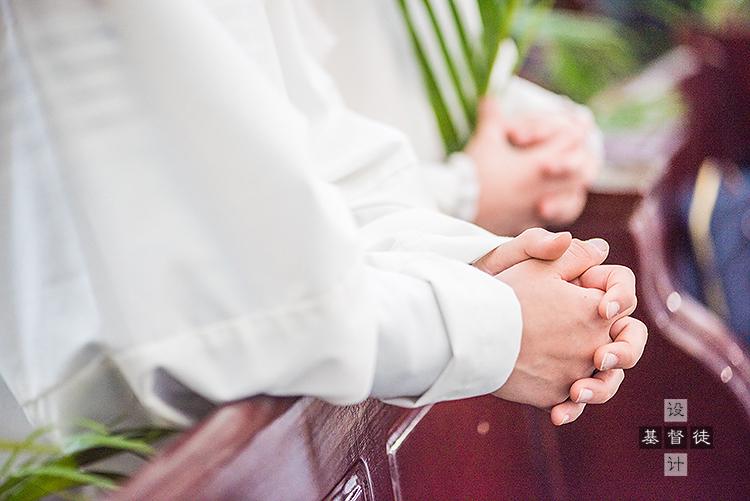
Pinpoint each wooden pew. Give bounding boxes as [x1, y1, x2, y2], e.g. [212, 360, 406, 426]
[113, 189, 750, 500]
[552, 192, 750, 500]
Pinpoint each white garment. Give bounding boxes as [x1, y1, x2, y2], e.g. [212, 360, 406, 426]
[313, 0, 604, 222]
[0, 0, 523, 434]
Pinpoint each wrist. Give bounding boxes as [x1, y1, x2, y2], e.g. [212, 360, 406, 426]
[445, 152, 480, 222]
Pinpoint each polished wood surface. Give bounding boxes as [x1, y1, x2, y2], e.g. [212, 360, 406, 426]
[555, 192, 750, 500]
[114, 191, 750, 500]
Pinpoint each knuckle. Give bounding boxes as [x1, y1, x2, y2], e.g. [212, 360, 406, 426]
[555, 391, 571, 406]
[631, 320, 648, 344]
[603, 376, 625, 401]
[585, 290, 606, 313]
[621, 351, 637, 369]
[620, 266, 636, 284]
[520, 227, 548, 242]
[634, 318, 647, 332]
[637, 328, 649, 354]
[541, 391, 569, 409]
[472, 255, 491, 273]
[567, 239, 597, 261]
[621, 302, 637, 319]
[611, 265, 636, 287]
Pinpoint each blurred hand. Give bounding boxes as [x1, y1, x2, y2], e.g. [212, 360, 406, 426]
[464, 97, 599, 235]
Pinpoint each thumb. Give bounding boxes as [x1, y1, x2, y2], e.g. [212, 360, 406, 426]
[507, 115, 566, 147]
[549, 238, 609, 281]
[473, 228, 572, 275]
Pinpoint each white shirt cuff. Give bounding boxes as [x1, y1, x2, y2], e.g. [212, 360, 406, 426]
[382, 258, 523, 407]
[421, 153, 480, 222]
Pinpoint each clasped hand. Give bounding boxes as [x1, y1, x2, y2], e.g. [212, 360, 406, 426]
[473, 228, 647, 425]
[466, 98, 599, 236]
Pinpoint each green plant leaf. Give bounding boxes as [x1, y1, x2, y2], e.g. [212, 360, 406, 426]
[477, 0, 519, 96]
[526, 10, 638, 103]
[62, 433, 155, 458]
[2, 465, 117, 501]
[397, 0, 524, 154]
[1, 423, 175, 500]
[0, 428, 58, 481]
[422, 0, 476, 125]
[477, 0, 501, 92]
[75, 419, 109, 436]
[70, 427, 175, 468]
[448, 0, 481, 85]
[514, 0, 555, 66]
[115, 426, 175, 443]
[397, 0, 461, 153]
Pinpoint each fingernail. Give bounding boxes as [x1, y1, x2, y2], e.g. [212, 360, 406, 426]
[600, 352, 619, 371]
[560, 414, 570, 425]
[606, 301, 621, 319]
[587, 238, 609, 255]
[577, 388, 593, 403]
[544, 231, 565, 242]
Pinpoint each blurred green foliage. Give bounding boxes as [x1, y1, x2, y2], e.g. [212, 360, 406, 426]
[397, 0, 528, 154]
[0, 421, 174, 501]
[644, 0, 750, 29]
[517, 9, 639, 104]
[392, 0, 749, 145]
[518, 0, 748, 130]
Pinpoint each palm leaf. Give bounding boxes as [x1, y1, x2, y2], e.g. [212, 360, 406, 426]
[397, 0, 462, 153]
[448, 0, 481, 85]
[2, 465, 117, 501]
[0, 428, 58, 481]
[74, 419, 110, 436]
[422, 1, 476, 125]
[0, 423, 176, 500]
[68, 427, 174, 467]
[477, 0, 519, 95]
[398, 0, 525, 154]
[62, 433, 155, 459]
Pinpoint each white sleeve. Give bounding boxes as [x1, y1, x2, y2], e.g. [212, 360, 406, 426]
[4, 0, 377, 427]
[420, 153, 481, 222]
[2, 0, 522, 430]
[272, 1, 523, 407]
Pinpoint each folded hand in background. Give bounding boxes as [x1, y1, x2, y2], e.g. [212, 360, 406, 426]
[467, 98, 600, 236]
